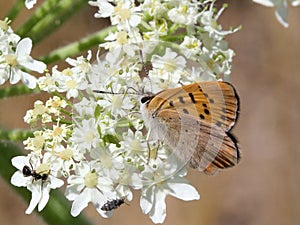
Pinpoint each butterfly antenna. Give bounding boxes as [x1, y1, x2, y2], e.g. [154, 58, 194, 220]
[93, 90, 122, 95]
[93, 87, 140, 96]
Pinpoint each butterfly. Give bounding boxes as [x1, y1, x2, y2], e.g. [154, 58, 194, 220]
[140, 81, 240, 175]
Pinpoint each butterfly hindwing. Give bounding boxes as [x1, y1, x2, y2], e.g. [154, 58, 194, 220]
[156, 109, 240, 175]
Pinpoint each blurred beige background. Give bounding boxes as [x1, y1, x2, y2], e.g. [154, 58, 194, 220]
[0, 1, 299, 225]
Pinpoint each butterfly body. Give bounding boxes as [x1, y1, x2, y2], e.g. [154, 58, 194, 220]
[140, 81, 240, 175]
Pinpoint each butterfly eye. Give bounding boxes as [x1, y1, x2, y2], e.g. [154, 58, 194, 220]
[140, 96, 153, 104]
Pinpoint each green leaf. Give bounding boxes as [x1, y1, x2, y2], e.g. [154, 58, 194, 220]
[103, 134, 120, 147]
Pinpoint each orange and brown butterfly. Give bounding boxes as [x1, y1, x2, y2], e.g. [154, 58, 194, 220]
[140, 81, 240, 175]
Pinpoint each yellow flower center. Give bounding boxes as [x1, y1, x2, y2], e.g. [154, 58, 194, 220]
[33, 104, 47, 115]
[84, 131, 95, 143]
[36, 163, 50, 175]
[62, 68, 73, 76]
[84, 171, 98, 188]
[164, 59, 176, 72]
[116, 31, 128, 45]
[4, 54, 18, 66]
[33, 135, 45, 149]
[59, 148, 73, 160]
[66, 79, 78, 89]
[53, 126, 63, 137]
[114, 3, 131, 21]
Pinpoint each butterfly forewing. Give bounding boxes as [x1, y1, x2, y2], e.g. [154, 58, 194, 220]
[148, 81, 239, 131]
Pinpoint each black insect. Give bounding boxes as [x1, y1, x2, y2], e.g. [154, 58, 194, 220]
[101, 198, 128, 211]
[22, 165, 48, 182]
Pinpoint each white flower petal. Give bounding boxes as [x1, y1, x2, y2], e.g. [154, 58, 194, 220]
[149, 189, 166, 224]
[16, 38, 32, 56]
[168, 182, 200, 201]
[49, 176, 64, 189]
[291, 0, 300, 6]
[140, 186, 154, 214]
[11, 171, 28, 187]
[25, 184, 42, 214]
[38, 185, 50, 211]
[20, 71, 37, 89]
[71, 188, 91, 217]
[274, 2, 289, 28]
[253, 0, 274, 7]
[9, 68, 21, 84]
[25, 0, 38, 9]
[65, 183, 83, 201]
[129, 14, 141, 27]
[97, 1, 115, 17]
[20, 58, 46, 73]
[11, 156, 29, 170]
[91, 189, 113, 218]
[97, 208, 114, 218]
[91, 188, 105, 206]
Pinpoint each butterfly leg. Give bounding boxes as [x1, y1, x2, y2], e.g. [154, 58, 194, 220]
[146, 129, 151, 164]
[152, 140, 160, 160]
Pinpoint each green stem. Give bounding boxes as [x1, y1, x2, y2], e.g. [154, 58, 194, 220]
[0, 141, 94, 225]
[16, 0, 62, 37]
[52, 118, 73, 125]
[17, 0, 87, 43]
[0, 84, 40, 99]
[0, 129, 33, 141]
[162, 33, 186, 42]
[40, 26, 117, 64]
[5, 0, 24, 21]
[168, 23, 179, 34]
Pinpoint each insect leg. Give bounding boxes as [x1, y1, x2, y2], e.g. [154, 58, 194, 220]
[146, 129, 152, 164]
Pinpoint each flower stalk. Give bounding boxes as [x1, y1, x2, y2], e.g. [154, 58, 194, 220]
[0, 129, 33, 141]
[17, 0, 88, 43]
[5, 0, 24, 21]
[0, 84, 39, 99]
[40, 26, 117, 64]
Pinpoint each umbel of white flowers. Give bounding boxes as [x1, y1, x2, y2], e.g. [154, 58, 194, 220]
[7, 0, 296, 224]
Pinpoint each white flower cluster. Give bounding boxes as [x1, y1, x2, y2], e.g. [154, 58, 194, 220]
[11, 0, 238, 223]
[0, 18, 46, 89]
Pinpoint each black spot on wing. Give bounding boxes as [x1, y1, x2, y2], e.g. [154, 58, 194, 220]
[183, 109, 189, 114]
[178, 96, 185, 104]
[188, 93, 196, 103]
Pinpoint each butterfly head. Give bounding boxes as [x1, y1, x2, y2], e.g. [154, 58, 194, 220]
[140, 96, 154, 105]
